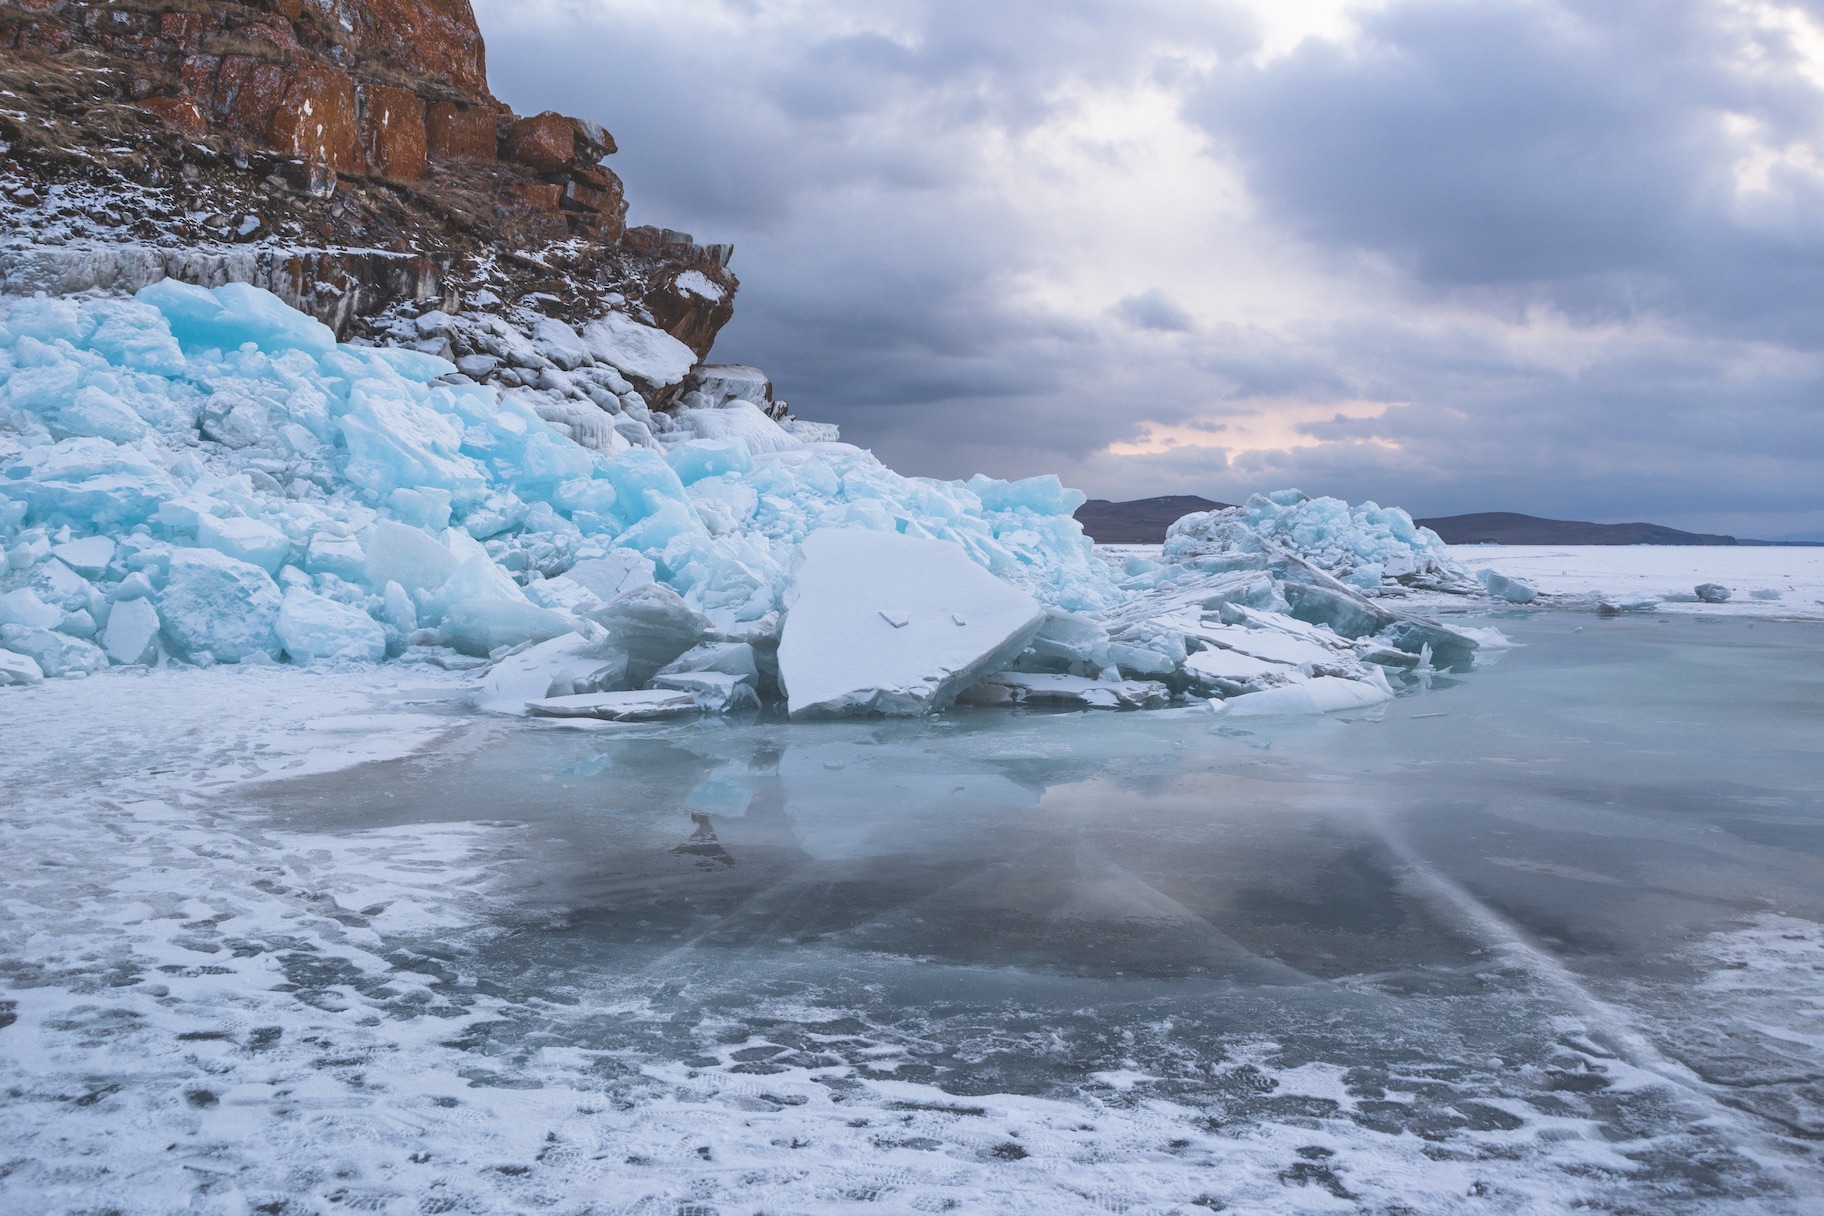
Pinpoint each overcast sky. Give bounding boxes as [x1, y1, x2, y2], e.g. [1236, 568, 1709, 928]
[473, 0, 1824, 536]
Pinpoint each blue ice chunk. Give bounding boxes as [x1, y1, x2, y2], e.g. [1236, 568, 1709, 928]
[429, 381, 497, 427]
[196, 515, 291, 574]
[0, 624, 106, 676]
[564, 549, 655, 602]
[51, 535, 116, 577]
[682, 777, 754, 818]
[79, 299, 186, 375]
[5, 296, 86, 346]
[340, 386, 487, 503]
[304, 532, 366, 581]
[456, 493, 527, 539]
[598, 447, 690, 524]
[3, 438, 179, 529]
[367, 345, 458, 382]
[1162, 491, 1466, 591]
[276, 587, 386, 662]
[552, 477, 619, 520]
[157, 548, 282, 662]
[437, 599, 572, 657]
[387, 487, 453, 531]
[0, 646, 44, 684]
[615, 499, 705, 556]
[667, 439, 753, 485]
[381, 580, 417, 634]
[364, 520, 458, 593]
[490, 400, 595, 489]
[49, 386, 150, 443]
[964, 473, 1085, 517]
[3, 351, 83, 415]
[419, 553, 529, 624]
[0, 587, 64, 629]
[137, 280, 336, 357]
[103, 596, 161, 664]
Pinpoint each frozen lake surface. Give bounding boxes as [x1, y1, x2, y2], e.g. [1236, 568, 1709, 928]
[1442, 544, 1824, 620]
[2, 611, 1822, 1213]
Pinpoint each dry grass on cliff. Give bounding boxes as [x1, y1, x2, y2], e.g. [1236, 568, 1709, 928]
[0, 51, 179, 169]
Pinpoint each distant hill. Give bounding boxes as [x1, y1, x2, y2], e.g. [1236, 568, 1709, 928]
[1073, 500, 1823, 547]
[1417, 512, 1742, 546]
[1073, 496, 1232, 544]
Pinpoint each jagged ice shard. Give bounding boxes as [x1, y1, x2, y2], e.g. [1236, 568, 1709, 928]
[1, 283, 1499, 716]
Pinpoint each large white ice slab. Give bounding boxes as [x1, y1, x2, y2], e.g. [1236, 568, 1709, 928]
[777, 528, 1047, 718]
[581, 313, 698, 388]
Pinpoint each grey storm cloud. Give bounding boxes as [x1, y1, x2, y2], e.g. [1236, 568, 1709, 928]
[1116, 290, 1197, 333]
[475, 0, 1824, 536]
[1189, 0, 1824, 339]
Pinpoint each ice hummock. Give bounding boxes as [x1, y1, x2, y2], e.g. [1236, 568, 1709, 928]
[1165, 490, 1479, 593]
[1, 283, 1501, 716]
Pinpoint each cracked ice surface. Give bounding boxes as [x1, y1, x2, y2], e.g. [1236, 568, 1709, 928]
[3, 617, 1823, 1213]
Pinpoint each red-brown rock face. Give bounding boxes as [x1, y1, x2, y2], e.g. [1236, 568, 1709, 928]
[358, 82, 427, 181]
[267, 64, 364, 172]
[2, 0, 640, 237]
[505, 111, 577, 175]
[344, 0, 489, 103]
[425, 101, 498, 161]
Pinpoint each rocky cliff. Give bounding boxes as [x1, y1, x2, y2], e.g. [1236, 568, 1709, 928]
[0, 0, 736, 363]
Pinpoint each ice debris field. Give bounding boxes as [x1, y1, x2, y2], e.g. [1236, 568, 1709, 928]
[0, 282, 1520, 718]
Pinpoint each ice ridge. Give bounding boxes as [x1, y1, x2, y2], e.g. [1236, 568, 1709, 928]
[0, 283, 1497, 715]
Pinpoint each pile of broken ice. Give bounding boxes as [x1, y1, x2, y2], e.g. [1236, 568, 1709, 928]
[1, 282, 1502, 717]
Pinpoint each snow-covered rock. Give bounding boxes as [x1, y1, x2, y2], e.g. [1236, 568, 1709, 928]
[777, 529, 1047, 717]
[681, 365, 770, 409]
[533, 319, 593, 371]
[580, 313, 697, 388]
[673, 401, 799, 454]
